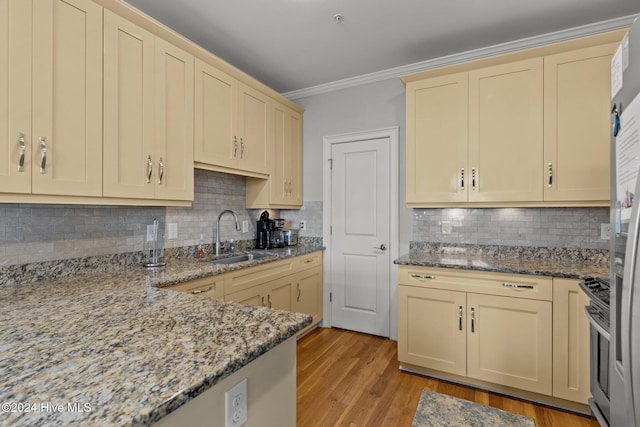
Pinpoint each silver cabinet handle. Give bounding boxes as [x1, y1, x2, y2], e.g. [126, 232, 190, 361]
[460, 168, 465, 191]
[158, 157, 164, 185]
[471, 307, 475, 333]
[191, 286, 213, 295]
[471, 168, 476, 190]
[39, 137, 47, 174]
[146, 155, 153, 183]
[233, 136, 238, 158]
[373, 244, 387, 251]
[458, 305, 463, 331]
[297, 284, 301, 302]
[240, 137, 245, 159]
[261, 296, 265, 307]
[548, 163, 553, 188]
[410, 274, 436, 280]
[267, 294, 272, 308]
[303, 258, 314, 264]
[17, 133, 25, 172]
[502, 282, 534, 289]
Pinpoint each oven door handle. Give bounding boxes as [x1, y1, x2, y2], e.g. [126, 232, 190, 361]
[585, 306, 610, 341]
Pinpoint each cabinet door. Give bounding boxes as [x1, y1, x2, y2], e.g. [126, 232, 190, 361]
[295, 267, 323, 325]
[552, 278, 591, 403]
[467, 293, 552, 395]
[154, 38, 194, 201]
[265, 276, 295, 312]
[166, 276, 224, 301]
[468, 58, 543, 202]
[271, 101, 302, 206]
[103, 10, 155, 199]
[398, 285, 467, 376]
[32, 0, 102, 196]
[0, 0, 31, 194]
[225, 285, 264, 307]
[406, 73, 468, 204]
[237, 83, 269, 174]
[194, 59, 237, 169]
[544, 44, 616, 202]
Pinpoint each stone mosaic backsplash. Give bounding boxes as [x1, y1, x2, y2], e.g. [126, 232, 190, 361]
[413, 207, 610, 250]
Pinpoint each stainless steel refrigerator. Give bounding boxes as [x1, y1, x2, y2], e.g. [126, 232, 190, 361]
[610, 15, 640, 427]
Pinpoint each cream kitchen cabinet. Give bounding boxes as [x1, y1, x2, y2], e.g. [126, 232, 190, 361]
[543, 43, 618, 203]
[103, 10, 194, 202]
[405, 58, 543, 205]
[226, 275, 295, 312]
[398, 266, 553, 396]
[194, 59, 270, 178]
[246, 100, 303, 208]
[405, 73, 468, 204]
[403, 31, 624, 208]
[0, 0, 103, 197]
[552, 278, 591, 404]
[165, 276, 224, 300]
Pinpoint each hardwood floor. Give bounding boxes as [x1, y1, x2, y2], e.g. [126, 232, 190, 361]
[297, 327, 599, 427]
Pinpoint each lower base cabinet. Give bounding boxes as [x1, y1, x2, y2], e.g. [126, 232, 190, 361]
[398, 266, 589, 407]
[167, 252, 323, 337]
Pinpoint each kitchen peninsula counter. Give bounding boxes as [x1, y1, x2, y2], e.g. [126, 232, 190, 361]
[0, 248, 317, 426]
[395, 243, 609, 279]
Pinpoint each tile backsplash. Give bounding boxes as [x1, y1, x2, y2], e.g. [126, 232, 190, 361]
[0, 170, 254, 266]
[413, 207, 610, 250]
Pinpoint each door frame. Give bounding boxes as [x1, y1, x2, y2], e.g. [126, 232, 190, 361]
[322, 126, 399, 340]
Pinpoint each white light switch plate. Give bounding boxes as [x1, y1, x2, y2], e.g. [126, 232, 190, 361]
[441, 221, 452, 234]
[601, 223, 611, 240]
[242, 220, 249, 233]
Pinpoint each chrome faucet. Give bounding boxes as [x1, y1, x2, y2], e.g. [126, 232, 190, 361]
[216, 210, 241, 256]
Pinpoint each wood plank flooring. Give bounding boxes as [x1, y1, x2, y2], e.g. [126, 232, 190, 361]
[297, 327, 599, 427]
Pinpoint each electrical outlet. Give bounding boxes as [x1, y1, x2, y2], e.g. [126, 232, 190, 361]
[242, 220, 249, 233]
[167, 223, 178, 240]
[300, 220, 306, 231]
[146, 225, 155, 242]
[441, 221, 452, 234]
[225, 378, 247, 427]
[601, 223, 611, 240]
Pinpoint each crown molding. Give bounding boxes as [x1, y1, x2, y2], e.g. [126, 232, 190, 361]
[282, 14, 638, 101]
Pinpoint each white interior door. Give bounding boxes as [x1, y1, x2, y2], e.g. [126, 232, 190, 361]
[330, 137, 390, 337]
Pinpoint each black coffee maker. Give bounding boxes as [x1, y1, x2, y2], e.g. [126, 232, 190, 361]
[255, 211, 274, 249]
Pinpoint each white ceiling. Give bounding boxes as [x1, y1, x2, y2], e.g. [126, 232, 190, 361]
[125, 0, 640, 96]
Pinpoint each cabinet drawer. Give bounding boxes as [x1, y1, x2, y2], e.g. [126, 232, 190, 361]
[399, 266, 552, 301]
[166, 276, 224, 300]
[293, 251, 323, 270]
[224, 258, 295, 295]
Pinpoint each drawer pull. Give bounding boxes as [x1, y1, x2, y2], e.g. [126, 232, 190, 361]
[17, 133, 26, 172]
[460, 168, 464, 191]
[39, 137, 47, 174]
[191, 286, 214, 295]
[458, 306, 463, 331]
[297, 284, 301, 302]
[303, 259, 314, 264]
[411, 274, 436, 280]
[470, 307, 475, 333]
[502, 282, 534, 289]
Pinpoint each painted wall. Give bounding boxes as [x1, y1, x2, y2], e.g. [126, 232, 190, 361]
[294, 78, 414, 252]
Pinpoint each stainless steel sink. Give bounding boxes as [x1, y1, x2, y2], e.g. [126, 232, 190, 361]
[210, 252, 275, 265]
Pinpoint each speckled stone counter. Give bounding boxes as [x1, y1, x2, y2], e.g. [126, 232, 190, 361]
[395, 243, 609, 278]
[0, 248, 318, 426]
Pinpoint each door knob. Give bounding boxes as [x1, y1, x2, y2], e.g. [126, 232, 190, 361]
[373, 244, 387, 251]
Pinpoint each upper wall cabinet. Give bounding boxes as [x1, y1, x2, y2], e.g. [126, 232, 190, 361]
[543, 43, 617, 202]
[103, 10, 194, 202]
[403, 32, 623, 207]
[406, 59, 543, 205]
[246, 100, 303, 208]
[194, 59, 270, 178]
[1, 0, 103, 197]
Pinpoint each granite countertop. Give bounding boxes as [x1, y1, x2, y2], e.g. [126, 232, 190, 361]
[395, 244, 609, 279]
[0, 246, 322, 426]
[148, 244, 325, 288]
